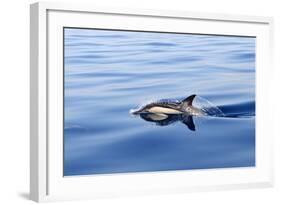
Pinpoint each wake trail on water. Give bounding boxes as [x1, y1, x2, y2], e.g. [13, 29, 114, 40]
[193, 96, 255, 119]
[192, 96, 225, 117]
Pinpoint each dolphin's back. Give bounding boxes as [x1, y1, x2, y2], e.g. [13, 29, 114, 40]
[131, 95, 199, 115]
[153, 99, 181, 107]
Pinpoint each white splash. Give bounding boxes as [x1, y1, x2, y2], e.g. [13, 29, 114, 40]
[193, 96, 225, 117]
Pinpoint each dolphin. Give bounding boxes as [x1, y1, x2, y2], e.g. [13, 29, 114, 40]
[131, 94, 206, 116]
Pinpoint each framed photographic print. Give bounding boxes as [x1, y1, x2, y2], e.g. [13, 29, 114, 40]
[30, 2, 274, 202]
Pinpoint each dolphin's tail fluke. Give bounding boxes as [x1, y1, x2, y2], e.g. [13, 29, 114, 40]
[180, 94, 196, 110]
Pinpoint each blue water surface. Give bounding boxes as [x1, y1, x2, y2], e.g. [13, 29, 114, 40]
[64, 28, 255, 176]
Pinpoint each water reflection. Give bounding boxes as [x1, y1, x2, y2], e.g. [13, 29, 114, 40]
[138, 113, 196, 131]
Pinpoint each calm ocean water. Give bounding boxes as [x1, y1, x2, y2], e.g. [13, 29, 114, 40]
[64, 28, 255, 176]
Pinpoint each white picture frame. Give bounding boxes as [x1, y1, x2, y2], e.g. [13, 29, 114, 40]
[30, 1, 274, 202]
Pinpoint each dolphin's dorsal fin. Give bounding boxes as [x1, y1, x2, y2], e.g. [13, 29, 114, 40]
[180, 94, 196, 111]
[182, 94, 196, 106]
